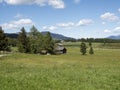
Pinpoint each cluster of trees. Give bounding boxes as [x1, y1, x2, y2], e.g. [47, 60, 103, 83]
[0, 26, 55, 54]
[78, 38, 120, 43]
[80, 42, 94, 55]
[18, 26, 55, 54]
[1, 25, 94, 56]
[64, 38, 120, 43]
[0, 27, 10, 53]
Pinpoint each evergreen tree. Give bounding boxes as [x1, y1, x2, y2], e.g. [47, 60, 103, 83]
[89, 46, 94, 55]
[80, 42, 87, 55]
[89, 41, 92, 47]
[18, 27, 30, 53]
[0, 27, 10, 52]
[29, 26, 43, 54]
[88, 41, 94, 55]
[8, 38, 17, 47]
[44, 32, 54, 54]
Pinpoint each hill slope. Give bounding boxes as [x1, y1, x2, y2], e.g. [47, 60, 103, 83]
[41, 31, 75, 40]
[5, 32, 76, 40]
[5, 33, 18, 38]
[107, 35, 120, 39]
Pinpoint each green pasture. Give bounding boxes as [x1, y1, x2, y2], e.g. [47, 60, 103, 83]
[0, 43, 120, 90]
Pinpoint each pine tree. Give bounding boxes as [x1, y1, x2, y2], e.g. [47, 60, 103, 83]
[89, 41, 92, 47]
[89, 46, 94, 55]
[88, 42, 94, 55]
[18, 27, 30, 53]
[29, 26, 43, 54]
[44, 32, 54, 54]
[0, 27, 10, 52]
[80, 42, 87, 55]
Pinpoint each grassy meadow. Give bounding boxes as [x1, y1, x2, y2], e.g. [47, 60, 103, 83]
[0, 42, 120, 90]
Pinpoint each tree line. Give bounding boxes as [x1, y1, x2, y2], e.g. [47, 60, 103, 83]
[64, 38, 120, 43]
[0, 26, 55, 54]
[0, 25, 94, 55]
[0, 27, 10, 53]
[18, 26, 55, 54]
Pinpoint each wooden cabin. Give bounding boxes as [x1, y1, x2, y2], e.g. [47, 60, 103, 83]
[54, 43, 67, 54]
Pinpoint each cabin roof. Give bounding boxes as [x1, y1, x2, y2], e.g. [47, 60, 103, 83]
[55, 43, 65, 50]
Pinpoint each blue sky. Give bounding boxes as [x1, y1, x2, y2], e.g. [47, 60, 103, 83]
[0, 0, 120, 38]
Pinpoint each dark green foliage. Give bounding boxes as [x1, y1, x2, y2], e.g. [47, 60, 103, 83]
[5, 33, 18, 38]
[18, 27, 30, 53]
[0, 27, 10, 52]
[8, 38, 17, 47]
[29, 26, 44, 54]
[17, 26, 55, 54]
[89, 41, 92, 47]
[80, 42, 87, 55]
[89, 46, 94, 55]
[89, 42, 94, 55]
[77, 38, 120, 43]
[44, 32, 55, 54]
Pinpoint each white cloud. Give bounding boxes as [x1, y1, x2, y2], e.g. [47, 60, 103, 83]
[48, 0, 65, 9]
[3, 0, 65, 9]
[57, 22, 75, 28]
[114, 27, 120, 33]
[77, 19, 94, 26]
[14, 19, 33, 25]
[104, 29, 111, 33]
[42, 26, 47, 30]
[42, 18, 94, 31]
[118, 8, 120, 12]
[14, 13, 24, 19]
[100, 12, 119, 21]
[104, 27, 120, 33]
[102, 22, 106, 25]
[4, 0, 34, 5]
[43, 25, 57, 30]
[34, 0, 46, 6]
[1, 18, 34, 30]
[74, 0, 80, 4]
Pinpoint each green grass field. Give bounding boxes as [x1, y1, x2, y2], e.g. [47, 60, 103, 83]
[0, 43, 120, 90]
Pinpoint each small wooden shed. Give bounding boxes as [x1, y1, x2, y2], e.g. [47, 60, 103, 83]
[54, 43, 67, 54]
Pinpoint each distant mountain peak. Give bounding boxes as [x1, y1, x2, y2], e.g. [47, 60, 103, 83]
[41, 31, 76, 40]
[5, 31, 76, 40]
[107, 35, 120, 39]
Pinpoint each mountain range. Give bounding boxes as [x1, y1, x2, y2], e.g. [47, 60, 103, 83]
[41, 32, 75, 40]
[5, 32, 76, 40]
[5, 32, 120, 40]
[107, 35, 120, 40]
